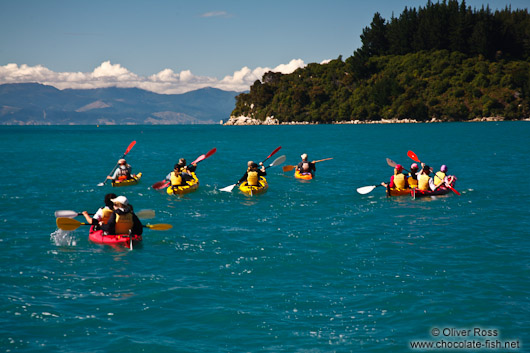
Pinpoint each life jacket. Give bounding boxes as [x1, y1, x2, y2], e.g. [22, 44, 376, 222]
[408, 173, 418, 188]
[393, 173, 407, 189]
[170, 171, 183, 186]
[116, 166, 131, 181]
[247, 171, 259, 186]
[434, 172, 446, 186]
[101, 207, 113, 224]
[418, 174, 431, 191]
[115, 212, 134, 234]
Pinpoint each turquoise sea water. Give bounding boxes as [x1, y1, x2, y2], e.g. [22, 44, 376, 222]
[1, 122, 529, 352]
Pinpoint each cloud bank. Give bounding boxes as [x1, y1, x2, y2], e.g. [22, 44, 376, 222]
[0, 59, 308, 94]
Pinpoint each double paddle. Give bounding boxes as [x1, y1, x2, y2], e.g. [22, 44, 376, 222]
[407, 150, 460, 195]
[98, 141, 136, 187]
[220, 146, 283, 192]
[152, 147, 217, 190]
[56, 217, 172, 232]
[282, 158, 333, 173]
[55, 209, 156, 220]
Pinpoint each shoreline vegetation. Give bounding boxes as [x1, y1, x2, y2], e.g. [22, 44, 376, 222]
[223, 116, 529, 126]
[227, 1, 530, 125]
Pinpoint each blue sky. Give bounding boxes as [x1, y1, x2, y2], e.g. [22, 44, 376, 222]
[0, 0, 527, 93]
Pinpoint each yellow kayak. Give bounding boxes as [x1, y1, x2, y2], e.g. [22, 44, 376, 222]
[294, 170, 313, 180]
[239, 177, 268, 196]
[112, 173, 142, 187]
[166, 172, 199, 195]
[387, 187, 411, 197]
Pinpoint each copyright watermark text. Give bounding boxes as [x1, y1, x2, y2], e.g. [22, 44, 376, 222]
[410, 327, 521, 350]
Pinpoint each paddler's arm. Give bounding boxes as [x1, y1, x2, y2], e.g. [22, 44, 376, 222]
[82, 211, 95, 225]
[237, 172, 248, 184]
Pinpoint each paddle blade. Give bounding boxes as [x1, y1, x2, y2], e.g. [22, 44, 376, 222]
[191, 154, 206, 164]
[56, 217, 86, 231]
[269, 155, 286, 167]
[204, 147, 217, 159]
[356, 185, 378, 195]
[282, 165, 295, 172]
[145, 223, 173, 231]
[220, 184, 236, 192]
[124, 141, 136, 156]
[262, 146, 281, 163]
[135, 209, 156, 219]
[54, 210, 80, 218]
[191, 147, 217, 164]
[407, 150, 421, 163]
[386, 158, 398, 168]
[448, 186, 461, 195]
[152, 180, 169, 190]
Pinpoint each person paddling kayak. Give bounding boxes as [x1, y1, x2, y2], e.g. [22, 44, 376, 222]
[433, 164, 455, 188]
[296, 153, 316, 176]
[101, 196, 143, 236]
[238, 161, 266, 186]
[107, 159, 133, 182]
[407, 163, 420, 188]
[82, 193, 117, 230]
[381, 164, 409, 190]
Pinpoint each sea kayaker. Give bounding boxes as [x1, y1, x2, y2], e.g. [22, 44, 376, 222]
[107, 159, 132, 182]
[169, 164, 186, 189]
[82, 193, 117, 229]
[238, 161, 266, 186]
[177, 158, 197, 182]
[407, 163, 420, 188]
[433, 165, 454, 188]
[101, 196, 143, 236]
[381, 164, 409, 190]
[417, 164, 437, 191]
[164, 158, 197, 183]
[296, 153, 316, 175]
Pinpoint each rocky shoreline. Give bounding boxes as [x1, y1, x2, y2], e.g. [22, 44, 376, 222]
[223, 115, 518, 126]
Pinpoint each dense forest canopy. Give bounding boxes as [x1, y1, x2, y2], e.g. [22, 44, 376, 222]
[231, 0, 530, 123]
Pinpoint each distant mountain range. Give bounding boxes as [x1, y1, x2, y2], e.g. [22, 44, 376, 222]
[0, 83, 242, 125]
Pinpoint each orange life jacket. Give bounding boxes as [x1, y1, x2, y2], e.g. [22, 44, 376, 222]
[115, 212, 134, 234]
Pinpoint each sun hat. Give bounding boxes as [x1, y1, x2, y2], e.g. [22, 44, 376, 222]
[301, 153, 308, 160]
[111, 196, 128, 205]
[441, 165, 448, 172]
[118, 159, 126, 164]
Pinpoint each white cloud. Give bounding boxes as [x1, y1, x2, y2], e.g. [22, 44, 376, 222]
[0, 59, 309, 94]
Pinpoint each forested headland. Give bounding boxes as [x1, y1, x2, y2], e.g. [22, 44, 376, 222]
[229, 1, 530, 124]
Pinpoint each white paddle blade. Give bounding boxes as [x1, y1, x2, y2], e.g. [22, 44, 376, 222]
[357, 185, 377, 195]
[97, 182, 105, 187]
[220, 184, 236, 192]
[135, 209, 155, 220]
[54, 210, 79, 218]
[270, 155, 286, 167]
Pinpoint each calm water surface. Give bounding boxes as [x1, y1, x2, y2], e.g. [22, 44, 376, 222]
[0, 122, 529, 352]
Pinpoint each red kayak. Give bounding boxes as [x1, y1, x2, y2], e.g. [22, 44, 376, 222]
[412, 177, 457, 198]
[88, 226, 142, 247]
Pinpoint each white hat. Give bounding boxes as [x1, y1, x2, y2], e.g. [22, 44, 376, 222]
[111, 195, 128, 205]
[118, 158, 126, 164]
[301, 153, 308, 160]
